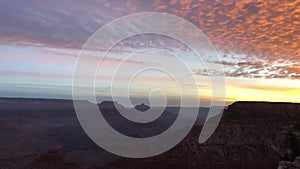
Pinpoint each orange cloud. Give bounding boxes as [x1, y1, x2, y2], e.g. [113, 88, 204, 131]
[151, 0, 299, 61]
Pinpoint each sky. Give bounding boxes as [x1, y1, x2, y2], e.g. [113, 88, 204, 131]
[0, 0, 299, 106]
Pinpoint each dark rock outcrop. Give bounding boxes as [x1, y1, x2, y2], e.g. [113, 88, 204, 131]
[278, 156, 300, 169]
[134, 103, 150, 112]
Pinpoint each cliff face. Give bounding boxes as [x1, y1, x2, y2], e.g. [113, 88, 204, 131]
[223, 101, 300, 123]
[218, 102, 300, 155]
[102, 102, 300, 169]
[203, 102, 300, 169]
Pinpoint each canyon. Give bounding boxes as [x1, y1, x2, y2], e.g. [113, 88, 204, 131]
[0, 98, 299, 169]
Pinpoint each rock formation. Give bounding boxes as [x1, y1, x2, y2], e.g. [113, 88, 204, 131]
[278, 156, 300, 169]
[1, 98, 300, 169]
[134, 103, 150, 112]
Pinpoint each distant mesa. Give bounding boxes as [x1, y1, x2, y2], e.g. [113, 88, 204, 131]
[134, 103, 150, 112]
[99, 101, 120, 107]
[98, 101, 125, 112]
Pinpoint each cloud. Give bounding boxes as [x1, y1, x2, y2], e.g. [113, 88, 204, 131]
[193, 57, 300, 79]
[0, 0, 299, 80]
[0, 0, 113, 48]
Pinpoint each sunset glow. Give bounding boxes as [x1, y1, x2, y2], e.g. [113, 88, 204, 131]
[0, 0, 299, 106]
